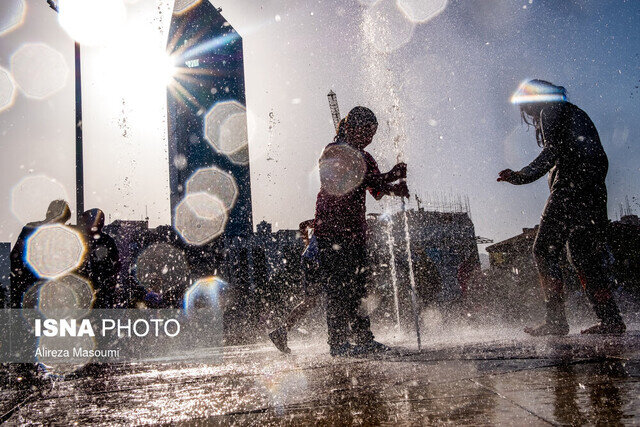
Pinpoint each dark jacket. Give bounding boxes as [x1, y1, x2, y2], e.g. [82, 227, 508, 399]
[512, 102, 608, 221]
[314, 141, 388, 244]
[78, 232, 120, 308]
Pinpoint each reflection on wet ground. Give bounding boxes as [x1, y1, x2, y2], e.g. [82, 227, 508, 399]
[1, 331, 639, 425]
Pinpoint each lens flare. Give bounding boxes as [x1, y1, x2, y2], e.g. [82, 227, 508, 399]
[397, 0, 448, 23]
[38, 280, 81, 318]
[0, 67, 16, 113]
[10, 43, 69, 99]
[185, 166, 238, 211]
[319, 144, 367, 196]
[0, 0, 26, 36]
[362, 0, 415, 53]
[173, 0, 202, 15]
[38, 275, 94, 319]
[25, 225, 86, 279]
[511, 79, 567, 105]
[183, 276, 226, 315]
[227, 145, 250, 165]
[204, 100, 249, 158]
[173, 154, 188, 170]
[11, 175, 69, 224]
[226, 107, 260, 166]
[22, 275, 93, 322]
[165, 56, 178, 85]
[174, 192, 228, 245]
[308, 163, 321, 195]
[257, 369, 309, 409]
[94, 35, 178, 105]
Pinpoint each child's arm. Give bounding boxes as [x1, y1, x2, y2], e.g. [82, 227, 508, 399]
[363, 152, 409, 199]
[370, 182, 409, 200]
[498, 146, 556, 185]
[379, 162, 407, 184]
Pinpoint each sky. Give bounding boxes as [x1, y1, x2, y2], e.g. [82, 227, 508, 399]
[0, 0, 639, 249]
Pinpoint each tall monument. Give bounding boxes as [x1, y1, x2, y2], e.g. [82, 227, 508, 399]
[166, 1, 253, 240]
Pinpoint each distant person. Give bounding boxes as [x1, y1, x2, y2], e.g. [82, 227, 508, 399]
[10, 200, 71, 308]
[77, 209, 120, 309]
[269, 219, 320, 354]
[8, 200, 71, 384]
[315, 106, 409, 356]
[498, 79, 625, 335]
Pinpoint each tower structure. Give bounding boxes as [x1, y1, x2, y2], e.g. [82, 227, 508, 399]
[166, 1, 253, 239]
[327, 90, 341, 131]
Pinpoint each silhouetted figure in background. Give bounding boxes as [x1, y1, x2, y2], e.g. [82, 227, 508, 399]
[315, 107, 409, 356]
[10, 200, 71, 308]
[498, 79, 625, 335]
[77, 209, 120, 309]
[269, 219, 320, 353]
[8, 200, 70, 386]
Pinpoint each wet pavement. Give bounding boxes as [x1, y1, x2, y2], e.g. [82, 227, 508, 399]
[1, 330, 639, 425]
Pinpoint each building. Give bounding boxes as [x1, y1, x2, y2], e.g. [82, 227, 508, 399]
[164, 2, 256, 342]
[485, 224, 580, 297]
[166, 1, 253, 238]
[0, 242, 9, 308]
[103, 218, 262, 343]
[485, 217, 640, 296]
[248, 210, 483, 330]
[486, 226, 538, 273]
[608, 215, 640, 296]
[481, 217, 640, 322]
[366, 208, 481, 327]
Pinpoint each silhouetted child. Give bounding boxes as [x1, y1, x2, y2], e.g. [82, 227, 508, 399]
[499, 79, 625, 335]
[77, 209, 120, 309]
[314, 106, 408, 356]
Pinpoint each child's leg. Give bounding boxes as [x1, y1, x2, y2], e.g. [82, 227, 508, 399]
[284, 295, 319, 331]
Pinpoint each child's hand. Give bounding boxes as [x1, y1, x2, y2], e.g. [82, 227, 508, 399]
[390, 162, 407, 180]
[497, 169, 516, 183]
[393, 182, 410, 198]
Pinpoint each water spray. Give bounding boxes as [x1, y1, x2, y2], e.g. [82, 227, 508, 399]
[401, 192, 421, 350]
[384, 202, 402, 327]
[359, 9, 423, 347]
[390, 118, 422, 351]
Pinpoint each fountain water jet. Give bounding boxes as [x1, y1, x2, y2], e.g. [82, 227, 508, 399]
[384, 202, 401, 327]
[361, 5, 422, 349]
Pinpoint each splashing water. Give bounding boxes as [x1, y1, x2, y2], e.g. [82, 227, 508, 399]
[401, 198, 421, 349]
[361, 2, 421, 348]
[384, 204, 401, 327]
